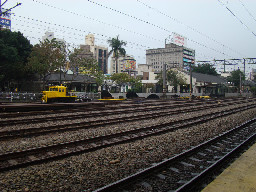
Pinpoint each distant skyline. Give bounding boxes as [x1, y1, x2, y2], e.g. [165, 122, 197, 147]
[2, 0, 256, 75]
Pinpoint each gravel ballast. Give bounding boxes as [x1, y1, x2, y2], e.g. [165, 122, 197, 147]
[0, 102, 255, 191]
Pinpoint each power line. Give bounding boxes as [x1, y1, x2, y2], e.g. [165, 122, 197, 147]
[85, 0, 237, 58]
[238, 0, 256, 24]
[30, 0, 162, 43]
[217, 0, 256, 37]
[136, 0, 245, 57]
[16, 1, 242, 61]
[0, 2, 21, 17]
[12, 15, 149, 55]
[86, 0, 170, 33]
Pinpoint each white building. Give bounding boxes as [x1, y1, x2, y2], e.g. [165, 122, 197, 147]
[42, 31, 65, 45]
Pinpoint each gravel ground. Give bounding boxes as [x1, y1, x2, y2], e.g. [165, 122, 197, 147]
[0, 102, 255, 191]
[0, 102, 249, 153]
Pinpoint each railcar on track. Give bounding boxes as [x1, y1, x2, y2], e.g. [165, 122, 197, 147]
[42, 85, 77, 103]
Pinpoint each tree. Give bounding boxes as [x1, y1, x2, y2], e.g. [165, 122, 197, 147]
[110, 73, 142, 92]
[0, 30, 32, 91]
[156, 69, 187, 91]
[69, 48, 105, 87]
[129, 76, 142, 92]
[26, 39, 66, 89]
[110, 73, 130, 87]
[227, 69, 245, 88]
[107, 36, 126, 73]
[192, 63, 218, 76]
[69, 48, 94, 74]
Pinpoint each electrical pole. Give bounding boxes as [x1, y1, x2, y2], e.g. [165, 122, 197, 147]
[163, 63, 167, 99]
[243, 58, 246, 76]
[224, 59, 226, 73]
[189, 61, 194, 101]
[0, 2, 21, 17]
[240, 72, 242, 95]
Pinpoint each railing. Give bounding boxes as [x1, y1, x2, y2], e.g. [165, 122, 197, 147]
[0, 92, 42, 103]
[0, 92, 101, 103]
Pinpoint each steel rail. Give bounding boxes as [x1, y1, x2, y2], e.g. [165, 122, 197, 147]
[0, 100, 228, 127]
[94, 118, 256, 192]
[176, 132, 256, 192]
[0, 104, 254, 172]
[0, 101, 251, 140]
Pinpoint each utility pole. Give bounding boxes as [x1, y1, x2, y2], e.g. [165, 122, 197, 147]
[189, 60, 194, 101]
[162, 63, 167, 99]
[240, 72, 242, 95]
[224, 59, 226, 73]
[243, 58, 246, 75]
[0, 1, 21, 17]
[0, 0, 2, 19]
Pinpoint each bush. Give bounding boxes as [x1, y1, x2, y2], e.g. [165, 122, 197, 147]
[101, 90, 113, 99]
[147, 94, 160, 99]
[126, 90, 138, 99]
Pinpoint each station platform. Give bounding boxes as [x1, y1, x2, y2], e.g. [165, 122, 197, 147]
[202, 142, 256, 192]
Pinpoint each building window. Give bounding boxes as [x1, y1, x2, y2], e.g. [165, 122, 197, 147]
[99, 49, 102, 57]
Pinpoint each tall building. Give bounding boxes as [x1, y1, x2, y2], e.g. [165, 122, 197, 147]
[146, 43, 195, 72]
[85, 34, 108, 74]
[110, 55, 136, 74]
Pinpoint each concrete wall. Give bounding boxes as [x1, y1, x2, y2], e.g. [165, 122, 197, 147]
[110, 92, 253, 99]
[225, 93, 253, 98]
[110, 92, 204, 99]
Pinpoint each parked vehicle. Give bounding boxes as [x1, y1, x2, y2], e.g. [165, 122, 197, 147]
[42, 85, 77, 103]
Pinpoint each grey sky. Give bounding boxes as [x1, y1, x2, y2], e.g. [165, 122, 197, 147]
[3, 0, 256, 74]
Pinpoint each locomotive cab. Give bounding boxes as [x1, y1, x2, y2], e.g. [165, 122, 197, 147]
[42, 85, 77, 103]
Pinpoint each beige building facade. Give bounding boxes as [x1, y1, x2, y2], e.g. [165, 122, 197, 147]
[85, 34, 108, 74]
[146, 43, 195, 72]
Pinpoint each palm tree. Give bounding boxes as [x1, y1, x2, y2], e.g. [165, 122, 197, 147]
[107, 36, 127, 73]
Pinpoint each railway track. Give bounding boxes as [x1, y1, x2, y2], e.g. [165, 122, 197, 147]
[0, 97, 250, 120]
[0, 103, 254, 172]
[0, 100, 253, 140]
[94, 118, 256, 192]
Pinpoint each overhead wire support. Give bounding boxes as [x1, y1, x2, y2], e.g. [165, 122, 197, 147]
[1, 0, 8, 7]
[0, 2, 21, 17]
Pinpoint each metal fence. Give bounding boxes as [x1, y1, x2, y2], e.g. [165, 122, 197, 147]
[0, 92, 42, 103]
[0, 92, 101, 103]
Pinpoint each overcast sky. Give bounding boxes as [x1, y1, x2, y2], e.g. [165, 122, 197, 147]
[3, 0, 256, 74]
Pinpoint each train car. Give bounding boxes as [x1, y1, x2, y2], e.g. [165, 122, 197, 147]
[41, 85, 77, 103]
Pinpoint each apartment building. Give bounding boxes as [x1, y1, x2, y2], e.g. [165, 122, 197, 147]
[146, 43, 195, 72]
[110, 55, 136, 74]
[85, 34, 108, 74]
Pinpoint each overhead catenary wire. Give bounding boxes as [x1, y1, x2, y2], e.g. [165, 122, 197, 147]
[29, 0, 237, 59]
[30, 0, 162, 43]
[12, 17, 148, 60]
[136, 0, 245, 57]
[238, 0, 256, 24]
[217, 0, 256, 37]
[85, 0, 239, 58]
[12, 14, 151, 50]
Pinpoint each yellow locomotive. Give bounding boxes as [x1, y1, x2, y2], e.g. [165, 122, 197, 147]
[42, 85, 77, 103]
